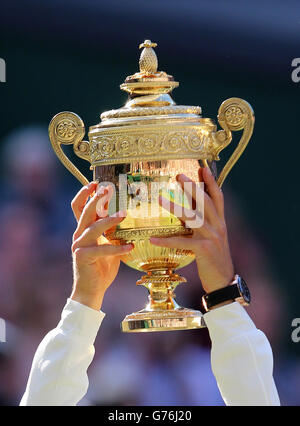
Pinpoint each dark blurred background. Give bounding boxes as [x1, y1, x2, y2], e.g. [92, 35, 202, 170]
[0, 0, 300, 406]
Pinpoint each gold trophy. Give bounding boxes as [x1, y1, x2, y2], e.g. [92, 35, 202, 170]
[49, 40, 254, 333]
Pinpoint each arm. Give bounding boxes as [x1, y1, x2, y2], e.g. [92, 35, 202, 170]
[151, 166, 280, 406]
[20, 183, 133, 406]
[204, 302, 280, 406]
[20, 299, 104, 406]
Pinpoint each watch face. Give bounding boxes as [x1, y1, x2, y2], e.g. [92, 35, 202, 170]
[237, 277, 251, 305]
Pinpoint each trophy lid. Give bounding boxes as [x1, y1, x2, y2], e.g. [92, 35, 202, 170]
[99, 40, 202, 123]
[120, 39, 179, 97]
[86, 40, 220, 167]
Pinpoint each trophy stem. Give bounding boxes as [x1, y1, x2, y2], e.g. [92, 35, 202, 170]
[121, 269, 205, 333]
[138, 269, 183, 311]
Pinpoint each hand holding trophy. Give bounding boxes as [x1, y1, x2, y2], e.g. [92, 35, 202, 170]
[49, 40, 254, 332]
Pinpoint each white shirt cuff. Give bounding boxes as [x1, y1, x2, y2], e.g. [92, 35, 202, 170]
[57, 298, 105, 343]
[203, 301, 256, 343]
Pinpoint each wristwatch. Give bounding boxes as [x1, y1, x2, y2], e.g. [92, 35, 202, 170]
[202, 274, 251, 312]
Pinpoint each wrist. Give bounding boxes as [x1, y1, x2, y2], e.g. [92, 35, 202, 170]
[202, 274, 251, 312]
[201, 279, 233, 311]
[201, 274, 233, 294]
[70, 287, 105, 311]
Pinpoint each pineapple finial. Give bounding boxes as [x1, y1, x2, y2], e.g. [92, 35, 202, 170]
[138, 40, 158, 74]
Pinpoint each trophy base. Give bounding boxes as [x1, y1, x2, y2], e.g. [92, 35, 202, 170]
[121, 307, 205, 333]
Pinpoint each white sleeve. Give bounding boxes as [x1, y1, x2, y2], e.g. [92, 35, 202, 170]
[204, 302, 280, 406]
[20, 298, 105, 406]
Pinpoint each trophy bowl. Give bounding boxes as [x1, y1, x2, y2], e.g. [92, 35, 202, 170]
[48, 40, 254, 333]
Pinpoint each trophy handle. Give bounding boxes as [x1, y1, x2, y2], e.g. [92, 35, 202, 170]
[48, 111, 91, 186]
[214, 98, 255, 187]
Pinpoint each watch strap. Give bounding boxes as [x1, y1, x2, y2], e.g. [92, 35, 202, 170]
[202, 281, 240, 312]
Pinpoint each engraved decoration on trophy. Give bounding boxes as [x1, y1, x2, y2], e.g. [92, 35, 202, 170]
[49, 40, 255, 333]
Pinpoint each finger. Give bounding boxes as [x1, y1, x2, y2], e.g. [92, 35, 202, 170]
[198, 166, 204, 183]
[74, 186, 114, 240]
[160, 196, 218, 240]
[176, 173, 198, 210]
[74, 192, 102, 240]
[150, 236, 197, 251]
[71, 181, 98, 222]
[72, 211, 127, 249]
[74, 243, 134, 261]
[176, 174, 221, 227]
[203, 166, 224, 219]
[96, 184, 114, 218]
[159, 196, 205, 230]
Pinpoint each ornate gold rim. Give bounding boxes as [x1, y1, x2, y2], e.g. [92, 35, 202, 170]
[89, 123, 218, 166]
[100, 105, 201, 120]
[106, 226, 193, 241]
[120, 80, 179, 95]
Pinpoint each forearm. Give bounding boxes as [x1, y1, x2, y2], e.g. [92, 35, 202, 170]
[20, 299, 105, 406]
[204, 302, 280, 406]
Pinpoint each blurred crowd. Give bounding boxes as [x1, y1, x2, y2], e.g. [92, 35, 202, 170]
[0, 125, 299, 406]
